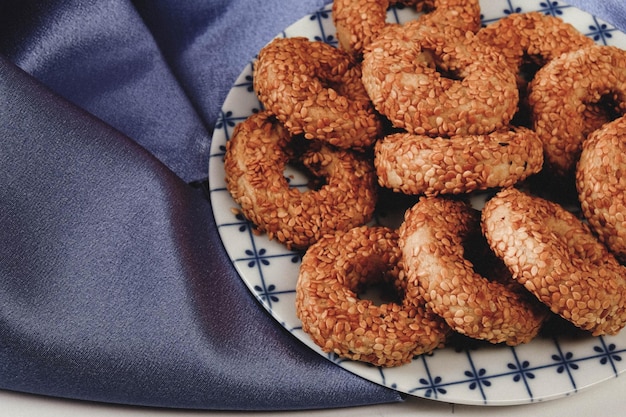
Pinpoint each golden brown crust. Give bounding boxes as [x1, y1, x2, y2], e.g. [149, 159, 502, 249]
[224, 111, 377, 250]
[528, 45, 626, 176]
[361, 22, 519, 137]
[576, 115, 626, 262]
[482, 187, 626, 336]
[253, 36, 383, 150]
[374, 127, 544, 196]
[296, 226, 449, 367]
[332, 0, 481, 59]
[398, 197, 547, 345]
[227, 7, 626, 357]
[477, 12, 594, 86]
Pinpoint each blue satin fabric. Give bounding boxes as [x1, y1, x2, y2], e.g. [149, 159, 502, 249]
[0, 0, 404, 410]
[0, 0, 624, 411]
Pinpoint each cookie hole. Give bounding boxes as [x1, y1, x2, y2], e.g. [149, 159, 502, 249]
[284, 135, 328, 191]
[357, 277, 403, 306]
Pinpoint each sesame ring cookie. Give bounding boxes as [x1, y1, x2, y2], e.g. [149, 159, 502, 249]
[253, 36, 383, 150]
[399, 197, 548, 345]
[361, 21, 519, 137]
[374, 127, 544, 196]
[296, 225, 449, 367]
[482, 187, 626, 336]
[224, 111, 377, 250]
[576, 115, 626, 263]
[332, 0, 481, 59]
[476, 12, 594, 90]
[528, 45, 626, 176]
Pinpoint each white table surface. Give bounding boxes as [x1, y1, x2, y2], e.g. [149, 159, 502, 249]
[2, 373, 624, 417]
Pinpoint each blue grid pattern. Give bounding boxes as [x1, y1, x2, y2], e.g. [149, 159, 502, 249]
[405, 338, 626, 403]
[208, 1, 626, 406]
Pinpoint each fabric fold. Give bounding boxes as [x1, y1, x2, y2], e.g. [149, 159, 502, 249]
[0, 56, 402, 409]
[0, 0, 212, 182]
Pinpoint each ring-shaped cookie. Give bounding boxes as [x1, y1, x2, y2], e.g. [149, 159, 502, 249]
[253, 36, 383, 150]
[477, 12, 594, 89]
[332, 0, 481, 59]
[296, 225, 449, 367]
[361, 22, 519, 137]
[577, 115, 626, 262]
[224, 111, 377, 250]
[374, 127, 544, 196]
[482, 187, 626, 336]
[528, 45, 626, 176]
[399, 197, 547, 345]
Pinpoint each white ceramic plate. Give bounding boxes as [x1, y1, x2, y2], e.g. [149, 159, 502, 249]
[208, 0, 626, 406]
